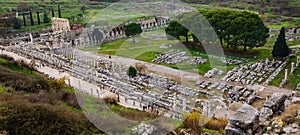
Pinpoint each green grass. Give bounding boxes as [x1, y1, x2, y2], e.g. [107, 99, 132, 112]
[201, 128, 224, 134]
[0, 57, 40, 78]
[61, 86, 75, 93]
[62, 102, 83, 113]
[0, 85, 7, 93]
[267, 18, 300, 29]
[269, 55, 300, 89]
[266, 33, 300, 48]
[135, 51, 161, 62]
[14, 23, 51, 33]
[85, 29, 276, 75]
[108, 103, 159, 121]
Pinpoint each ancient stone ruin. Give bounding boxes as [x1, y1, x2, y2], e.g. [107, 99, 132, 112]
[259, 94, 287, 122]
[51, 17, 71, 32]
[225, 104, 259, 135]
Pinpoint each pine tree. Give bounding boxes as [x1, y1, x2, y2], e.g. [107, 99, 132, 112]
[272, 27, 290, 57]
[13, 17, 21, 29]
[52, 7, 55, 17]
[43, 11, 50, 23]
[37, 11, 40, 25]
[22, 13, 26, 27]
[58, 3, 62, 18]
[29, 10, 34, 26]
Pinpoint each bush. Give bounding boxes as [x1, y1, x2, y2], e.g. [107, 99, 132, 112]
[127, 66, 137, 78]
[183, 111, 201, 131]
[50, 77, 67, 92]
[103, 96, 118, 104]
[204, 117, 228, 130]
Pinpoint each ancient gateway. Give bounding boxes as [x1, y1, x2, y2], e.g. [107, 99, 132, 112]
[51, 17, 71, 32]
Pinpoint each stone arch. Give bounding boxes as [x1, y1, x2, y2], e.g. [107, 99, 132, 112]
[112, 28, 117, 36]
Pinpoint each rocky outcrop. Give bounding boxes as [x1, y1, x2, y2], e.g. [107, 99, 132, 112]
[225, 104, 259, 135]
[259, 94, 287, 121]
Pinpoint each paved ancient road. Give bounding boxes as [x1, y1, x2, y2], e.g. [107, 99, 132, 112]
[2, 49, 143, 110]
[2, 45, 294, 103]
[83, 49, 294, 98]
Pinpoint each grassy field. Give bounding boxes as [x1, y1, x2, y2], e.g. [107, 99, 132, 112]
[85, 28, 276, 75]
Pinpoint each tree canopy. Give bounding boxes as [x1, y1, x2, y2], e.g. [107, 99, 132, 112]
[165, 21, 189, 42]
[127, 66, 137, 78]
[272, 27, 290, 57]
[43, 12, 50, 23]
[124, 23, 142, 42]
[29, 10, 34, 26]
[58, 3, 62, 18]
[37, 11, 41, 25]
[201, 10, 269, 51]
[13, 18, 21, 29]
[166, 10, 269, 51]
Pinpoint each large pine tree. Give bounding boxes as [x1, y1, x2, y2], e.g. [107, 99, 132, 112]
[272, 27, 290, 57]
[37, 11, 40, 25]
[58, 3, 62, 18]
[52, 7, 55, 17]
[13, 17, 21, 29]
[22, 13, 26, 27]
[29, 10, 34, 26]
[43, 11, 50, 23]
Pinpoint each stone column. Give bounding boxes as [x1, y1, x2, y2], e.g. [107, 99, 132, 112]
[119, 64, 122, 73]
[285, 69, 288, 81]
[78, 80, 81, 90]
[29, 33, 33, 45]
[297, 56, 300, 67]
[112, 64, 115, 73]
[291, 62, 295, 74]
[68, 79, 71, 86]
[94, 59, 97, 67]
[182, 99, 186, 112]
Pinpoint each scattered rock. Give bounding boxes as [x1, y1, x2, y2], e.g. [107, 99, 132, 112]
[259, 94, 287, 121]
[259, 107, 273, 122]
[283, 127, 297, 134]
[292, 97, 300, 104]
[225, 104, 259, 135]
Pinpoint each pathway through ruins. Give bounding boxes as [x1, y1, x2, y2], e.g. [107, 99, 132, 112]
[84, 49, 294, 98]
[2, 49, 143, 110]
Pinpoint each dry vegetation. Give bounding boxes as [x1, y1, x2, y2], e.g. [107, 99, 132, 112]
[0, 93, 102, 135]
[0, 54, 162, 134]
[182, 110, 228, 134]
[204, 118, 228, 130]
[276, 103, 300, 125]
[0, 55, 103, 134]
